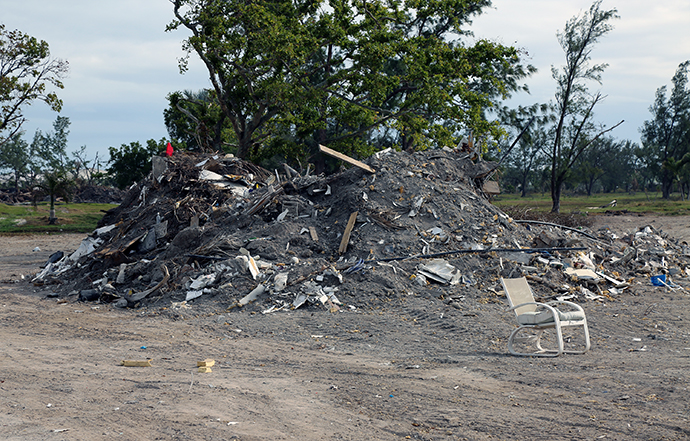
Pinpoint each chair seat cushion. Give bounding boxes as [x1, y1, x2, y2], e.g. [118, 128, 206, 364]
[517, 309, 585, 325]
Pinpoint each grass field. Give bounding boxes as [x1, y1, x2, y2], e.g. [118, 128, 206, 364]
[493, 191, 690, 216]
[0, 202, 118, 234]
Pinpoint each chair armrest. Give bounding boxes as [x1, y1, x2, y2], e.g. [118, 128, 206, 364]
[508, 302, 558, 314]
[546, 300, 584, 312]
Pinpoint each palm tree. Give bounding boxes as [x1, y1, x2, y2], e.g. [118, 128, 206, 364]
[33, 171, 74, 225]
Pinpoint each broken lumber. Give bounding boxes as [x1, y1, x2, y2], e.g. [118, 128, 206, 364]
[127, 264, 170, 304]
[121, 360, 152, 367]
[319, 145, 375, 173]
[339, 211, 359, 254]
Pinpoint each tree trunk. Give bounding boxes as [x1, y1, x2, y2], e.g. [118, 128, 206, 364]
[520, 172, 528, 197]
[661, 167, 674, 199]
[314, 129, 327, 175]
[236, 134, 252, 159]
[551, 183, 562, 213]
[49, 195, 57, 225]
[402, 133, 414, 153]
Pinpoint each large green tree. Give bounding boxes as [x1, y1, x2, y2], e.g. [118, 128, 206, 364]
[639, 61, 690, 199]
[548, 1, 622, 213]
[0, 131, 30, 192]
[0, 24, 68, 146]
[108, 139, 165, 189]
[168, 0, 532, 161]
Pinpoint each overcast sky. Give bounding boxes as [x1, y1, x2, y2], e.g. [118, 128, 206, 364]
[4, 0, 690, 161]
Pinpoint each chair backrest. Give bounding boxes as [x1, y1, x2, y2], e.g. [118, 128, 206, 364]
[501, 277, 538, 317]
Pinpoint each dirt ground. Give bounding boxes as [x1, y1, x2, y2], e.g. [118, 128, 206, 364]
[1, 214, 690, 440]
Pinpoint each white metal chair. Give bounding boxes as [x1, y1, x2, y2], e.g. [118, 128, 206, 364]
[501, 277, 590, 357]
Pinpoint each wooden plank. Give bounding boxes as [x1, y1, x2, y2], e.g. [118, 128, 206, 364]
[121, 360, 152, 367]
[482, 180, 500, 195]
[339, 211, 359, 254]
[319, 145, 375, 173]
[308, 226, 318, 242]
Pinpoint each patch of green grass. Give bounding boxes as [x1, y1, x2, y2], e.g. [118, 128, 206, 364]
[493, 192, 690, 216]
[0, 202, 118, 234]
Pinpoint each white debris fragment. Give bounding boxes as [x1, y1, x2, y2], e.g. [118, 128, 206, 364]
[189, 273, 216, 290]
[238, 284, 266, 306]
[418, 259, 461, 285]
[94, 224, 117, 236]
[186, 290, 204, 301]
[69, 237, 102, 262]
[273, 272, 288, 292]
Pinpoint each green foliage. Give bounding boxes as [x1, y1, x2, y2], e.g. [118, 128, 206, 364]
[0, 131, 30, 191]
[107, 139, 165, 189]
[164, 89, 234, 152]
[495, 103, 553, 197]
[639, 61, 690, 199]
[168, 0, 533, 161]
[30, 115, 73, 173]
[32, 169, 75, 224]
[0, 24, 68, 145]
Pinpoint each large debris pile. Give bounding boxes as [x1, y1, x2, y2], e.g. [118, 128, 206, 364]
[33, 148, 690, 312]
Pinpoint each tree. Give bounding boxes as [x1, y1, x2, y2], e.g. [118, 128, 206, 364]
[30, 115, 72, 173]
[108, 139, 165, 189]
[33, 169, 74, 224]
[571, 136, 623, 195]
[548, 1, 622, 213]
[168, 0, 532, 160]
[0, 131, 30, 192]
[639, 61, 690, 199]
[0, 24, 68, 146]
[497, 104, 552, 197]
[164, 89, 231, 152]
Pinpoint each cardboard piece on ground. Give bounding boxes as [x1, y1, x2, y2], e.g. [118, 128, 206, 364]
[482, 180, 500, 195]
[121, 360, 152, 367]
[319, 145, 375, 173]
[339, 211, 359, 254]
[197, 359, 216, 367]
[565, 267, 602, 282]
[198, 366, 213, 373]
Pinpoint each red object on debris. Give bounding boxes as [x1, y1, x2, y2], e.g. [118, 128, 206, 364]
[166, 142, 173, 157]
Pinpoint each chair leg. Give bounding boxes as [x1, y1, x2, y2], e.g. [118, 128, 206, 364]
[509, 327, 560, 357]
[563, 322, 590, 354]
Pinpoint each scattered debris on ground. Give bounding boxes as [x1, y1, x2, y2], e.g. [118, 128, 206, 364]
[0, 184, 125, 205]
[31, 148, 690, 313]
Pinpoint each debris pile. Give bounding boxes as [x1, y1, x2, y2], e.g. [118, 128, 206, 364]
[32, 148, 690, 312]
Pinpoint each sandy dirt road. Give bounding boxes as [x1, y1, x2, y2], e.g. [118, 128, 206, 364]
[1, 215, 690, 440]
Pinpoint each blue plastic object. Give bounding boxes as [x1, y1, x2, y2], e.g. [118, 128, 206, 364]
[651, 274, 666, 286]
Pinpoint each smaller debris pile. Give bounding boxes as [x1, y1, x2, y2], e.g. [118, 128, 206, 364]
[32, 148, 690, 314]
